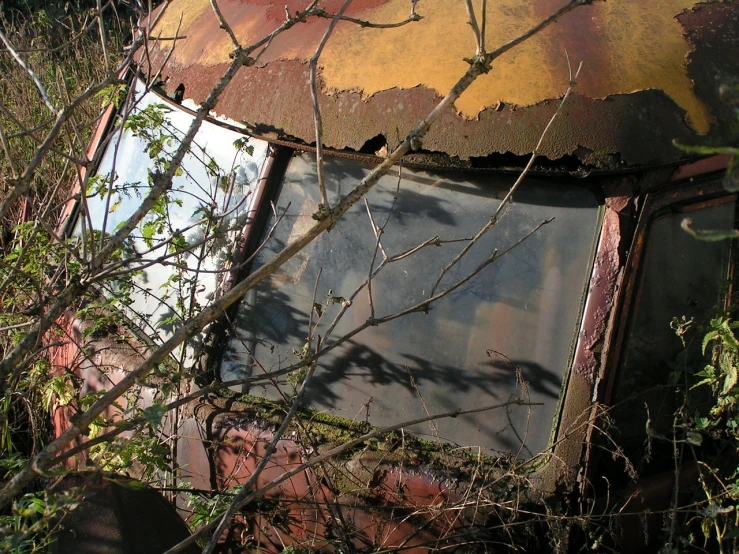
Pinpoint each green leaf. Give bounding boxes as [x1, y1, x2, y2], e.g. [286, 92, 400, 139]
[105, 477, 147, 490]
[141, 221, 156, 239]
[143, 404, 166, 429]
[673, 141, 739, 157]
[686, 430, 703, 446]
[701, 517, 712, 541]
[703, 329, 720, 355]
[681, 217, 739, 242]
[723, 362, 738, 395]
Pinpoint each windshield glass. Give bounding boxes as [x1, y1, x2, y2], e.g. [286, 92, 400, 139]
[79, 79, 269, 352]
[224, 154, 600, 457]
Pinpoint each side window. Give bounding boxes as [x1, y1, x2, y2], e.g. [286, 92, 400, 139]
[223, 153, 601, 457]
[611, 194, 735, 460]
[80, 81, 269, 351]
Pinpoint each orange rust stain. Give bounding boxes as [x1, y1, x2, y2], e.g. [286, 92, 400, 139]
[154, 0, 711, 133]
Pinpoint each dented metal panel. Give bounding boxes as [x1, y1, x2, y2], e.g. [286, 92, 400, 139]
[141, 0, 739, 167]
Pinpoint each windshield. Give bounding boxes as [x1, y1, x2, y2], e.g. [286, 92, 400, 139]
[224, 154, 601, 457]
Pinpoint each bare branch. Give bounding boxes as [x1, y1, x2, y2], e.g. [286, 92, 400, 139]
[209, 0, 241, 51]
[148, 14, 184, 91]
[310, 0, 354, 210]
[0, 5, 104, 55]
[0, 102, 90, 167]
[430, 57, 584, 297]
[203, 362, 319, 553]
[315, 9, 422, 28]
[320, 218, 554, 358]
[0, 28, 57, 114]
[0, 2, 170, 223]
[0, 0, 593, 511]
[464, 0, 483, 55]
[0, 0, 299, 392]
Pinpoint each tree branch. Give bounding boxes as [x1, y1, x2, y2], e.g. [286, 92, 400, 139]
[310, 0, 353, 210]
[430, 56, 584, 297]
[209, 0, 241, 51]
[0, 28, 57, 114]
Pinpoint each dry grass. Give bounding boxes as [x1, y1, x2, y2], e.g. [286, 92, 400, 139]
[0, 1, 128, 237]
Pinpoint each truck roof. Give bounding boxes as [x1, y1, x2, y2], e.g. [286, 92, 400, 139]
[142, 0, 738, 170]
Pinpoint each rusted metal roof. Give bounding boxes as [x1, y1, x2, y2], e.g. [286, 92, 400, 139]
[141, 0, 739, 169]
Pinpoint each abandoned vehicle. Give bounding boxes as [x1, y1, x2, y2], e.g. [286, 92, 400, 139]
[45, 0, 739, 552]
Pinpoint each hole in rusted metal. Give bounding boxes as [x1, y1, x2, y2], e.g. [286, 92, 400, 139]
[358, 133, 387, 156]
[173, 83, 185, 105]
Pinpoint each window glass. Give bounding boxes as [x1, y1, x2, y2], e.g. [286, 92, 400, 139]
[224, 154, 600, 457]
[613, 196, 735, 450]
[80, 79, 269, 353]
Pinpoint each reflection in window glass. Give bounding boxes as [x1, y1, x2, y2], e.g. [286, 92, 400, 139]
[613, 197, 735, 451]
[81, 79, 269, 352]
[225, 154, 600, 456]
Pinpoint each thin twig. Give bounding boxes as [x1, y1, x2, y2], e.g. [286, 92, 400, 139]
[0, 103, 91, 166]
[0, 3, 108, 55]
[0, 28, 56, 114]
[364, 199, 384, 319]
[0, 2, 169, 223]
[209, 0, 241, 51]
[308, 268, 323, 350]
[430, 58, 584, 297]
[314, 9, 422, 28]
[0, 121, 18, 179]
[148, 14, 184, 91]
[202, 362, 319, 554]
[321, 218, 554, 357]
[480, 0, 487, 52]
[311, 0, 353, 209]
[165, 398, 540, 554]
[464, 0, 483, 55]
[96, 0, 109, 69]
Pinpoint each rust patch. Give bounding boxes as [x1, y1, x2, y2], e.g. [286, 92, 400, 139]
[47, 315, 160, 467]
[149, 55, 702, 166]
[256, 0, 390, 21]
[143, 0, 739, 166]
[154, 0, 709, 131]
[573, 197, 628, 384]
[671, 154, 731, 182]
[211, 422, 474, 552]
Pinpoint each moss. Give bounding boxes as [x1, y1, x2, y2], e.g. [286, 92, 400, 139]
[199, 392, 515, 492]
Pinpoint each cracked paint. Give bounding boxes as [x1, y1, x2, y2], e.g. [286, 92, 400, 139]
[154, 0, 710, 133]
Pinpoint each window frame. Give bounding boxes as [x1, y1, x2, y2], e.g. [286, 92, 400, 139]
[226, 147, 606, 460]
[602, 172, 736, 406]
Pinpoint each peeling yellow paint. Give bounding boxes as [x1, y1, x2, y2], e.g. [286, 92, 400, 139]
[593, 0, 710, 133]
[318, 0, 710, 133]
[153, 0, 711, 134]
[155, 0, 209, 43]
